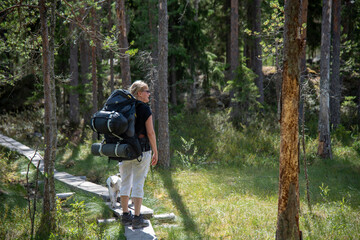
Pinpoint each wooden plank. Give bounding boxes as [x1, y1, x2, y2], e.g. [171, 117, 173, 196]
[105, 202, 153, 219]
[124, 220, 157, 240]
[56, 192, 75, 200]
[97, 218, 118, 224]
[153, 213, 175, 222]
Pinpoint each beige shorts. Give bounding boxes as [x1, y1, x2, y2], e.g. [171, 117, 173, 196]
[119, 150, 152, 198]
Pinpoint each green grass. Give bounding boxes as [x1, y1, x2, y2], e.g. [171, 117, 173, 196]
[143, 163, 360, 239]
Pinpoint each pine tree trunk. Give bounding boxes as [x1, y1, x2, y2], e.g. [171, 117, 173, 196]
[229, 0, 239, 121]
[170, 55, 177, 105]
[108, 0, 115, 93]
[69, 22, 80, 127]
[79, 28, 91, 122]
[230, 0, 239, 81]
[148, 0, 159, 121]
[253, 0, 264, 104]
[38, 0, 57, 237]
[318, 0, 333, 159]
[276, 0, 302, 239]
[158, 0, 170, 168]
[299, 0, 309, 124]
[116, 0, 131, 89]
[91, 8, 98, 114]
[330, 0, 341, 129]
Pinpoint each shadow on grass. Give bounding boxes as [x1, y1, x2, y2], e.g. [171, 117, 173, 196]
[159, 169, 202, 239]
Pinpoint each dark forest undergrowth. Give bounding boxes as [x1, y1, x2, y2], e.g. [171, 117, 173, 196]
[1, 109, 360, 239]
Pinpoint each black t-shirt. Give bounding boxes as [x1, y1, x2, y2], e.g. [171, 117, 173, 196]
[135, 101, 152, 137]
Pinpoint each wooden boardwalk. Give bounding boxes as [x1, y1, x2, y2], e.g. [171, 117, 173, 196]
[0, 133, 157, 240]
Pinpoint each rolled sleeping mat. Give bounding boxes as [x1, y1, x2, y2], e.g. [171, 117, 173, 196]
[91, 143, 133, 158]
[91, 111, 128, 136]
[124, 114, 135, 137]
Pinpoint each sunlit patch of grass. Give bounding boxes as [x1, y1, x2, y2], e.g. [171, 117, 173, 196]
[146, 162, 360, 239]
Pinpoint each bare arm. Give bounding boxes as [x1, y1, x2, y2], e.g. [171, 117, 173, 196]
[145, 115, 158, 166]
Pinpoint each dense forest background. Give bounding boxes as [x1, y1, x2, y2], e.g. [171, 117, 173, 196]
[1, 0, 360, 239]
[1, 0, 359, 134]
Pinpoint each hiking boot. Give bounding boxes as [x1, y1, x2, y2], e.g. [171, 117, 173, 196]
[132, 214, 149, 229]
[121, 212, 133, 226]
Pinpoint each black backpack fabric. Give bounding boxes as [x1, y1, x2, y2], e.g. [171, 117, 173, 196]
[90, 89, 142, 161]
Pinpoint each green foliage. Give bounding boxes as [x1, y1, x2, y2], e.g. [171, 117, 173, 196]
[250, 0, 284, 67]
[340, 96, 358, 128]
[225, 64, 259, 109]
[175, 137, 208, 169]
[224, 63, 262, 125]
[205, 51, 226, 90]
[50, 199, 100, 240]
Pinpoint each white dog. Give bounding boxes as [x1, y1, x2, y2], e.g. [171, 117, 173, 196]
[106, 175, 122, 208]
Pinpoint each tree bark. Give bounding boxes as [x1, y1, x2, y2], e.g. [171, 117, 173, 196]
[170, 55, 177, 105]
[330, 0, 341, 129]
[253, 0, 264, 104]
[230, 0, 239, 81]
[90, 7, 98, 139]
[108, 0, 115, 93]
[116, 0, 131, 89]
[38, 0, 57, 237]
[69, 22, 80, 126]
[276, 0, 302, 239]
[148, 0, 159, 121]
[229, 0, 239, 121]
[299, 0, 309, 124]
[158, 0, 170, 168]
[318, 0, 333, 159]
[79, 18, 91, 121]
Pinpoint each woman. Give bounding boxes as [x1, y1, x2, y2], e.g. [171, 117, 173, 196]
[120, 80, 158, 229]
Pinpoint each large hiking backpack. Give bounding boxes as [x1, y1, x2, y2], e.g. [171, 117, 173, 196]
[90, 89, 142, 161]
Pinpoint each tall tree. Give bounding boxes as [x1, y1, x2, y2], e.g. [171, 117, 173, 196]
[330, 0, 341, 129]
[299, 0, 309, 124]
[276, 0, 302, 239]
[108, 0, 115, 93]
[245, 0, 264, 104]
[69, 22, 80, 127]
[79, 4, 91, 122]
[148, 0, 159, 121]
[90, 7, 98, 116]
[116, 0, 131, 89]
[170, 55, 177, 105]
[158, 0, 170, 168]
[253, 0, 264, 104]
[230, 0, 239, 81]
[318, 0, 333, 159]
[38, 0, 57, 237]
[229, 0, 239, 120]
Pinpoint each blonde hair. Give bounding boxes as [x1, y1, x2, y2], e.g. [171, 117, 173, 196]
[129, 80, 148, 97]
